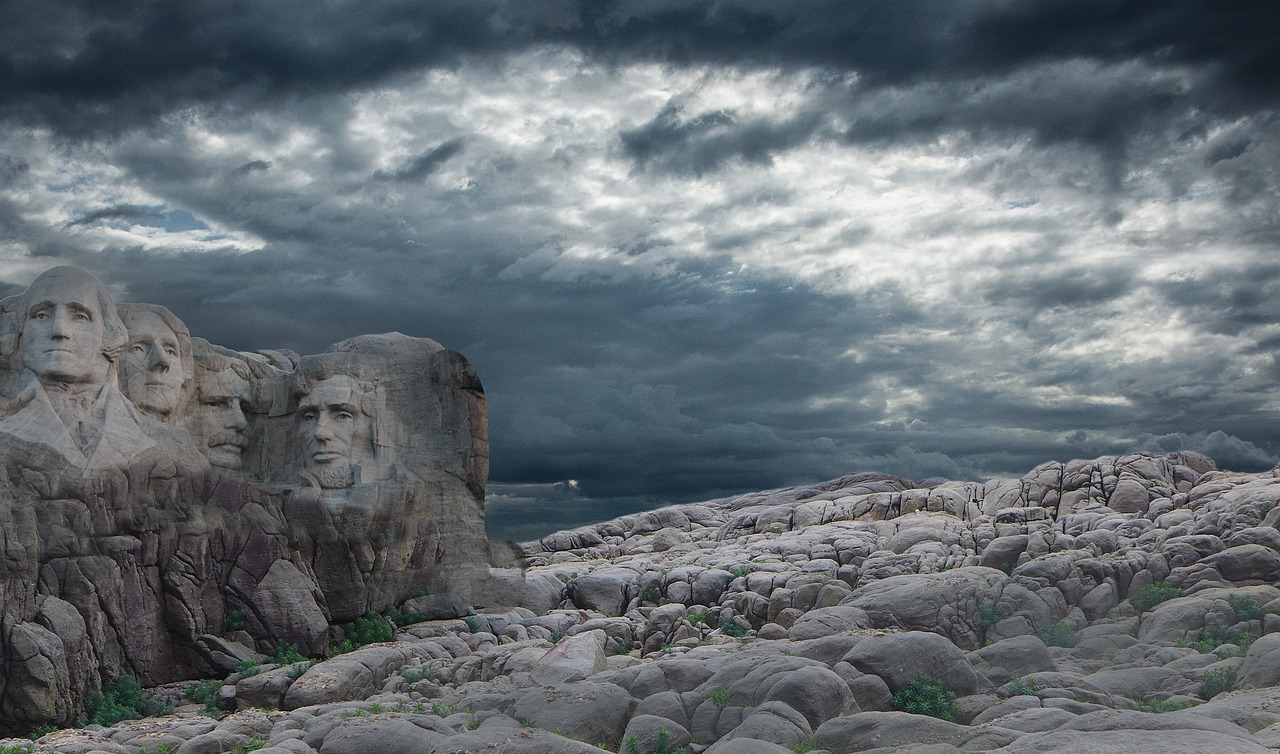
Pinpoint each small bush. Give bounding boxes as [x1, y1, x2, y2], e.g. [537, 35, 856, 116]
[705, 685, 749, 709]
[84, 675, 154, 727]
[975, 601, 1008, 629]
[1200, 667, 1237, 700]
[385, 604, 428, 627]
[272, 642, 306, 665]
[333, 611, 396, 654]
[187, 679, 224, 716]
[1033, 618, 1079, 648]
[1128, 581, 1179, 612]
[233, 660, 261, 678]
[0, 745, 35, 754]
[892, 675, 958, 722]
[431, 702, 457, 717]
[1228, 594, 1262, 622]
[285, 661, 315, 680]
[1003, 677, 1038, 697]
[687, 608, 709, 627]
[718, 616, 747, 638]
[1186, 624, 1254, 655]
[231, 738, 266, 754]
[25, 724, 58, 740]
[402, 667, 438, 683]
[224, 608, 248, 632]
[623, 726, 685, 754]
[464, 615, 485, 634]
[1138, 698, 1193, 713]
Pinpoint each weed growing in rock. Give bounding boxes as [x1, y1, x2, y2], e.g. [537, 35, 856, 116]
[891, 675, 958, 722]
[1184, 624, 1254, 655]
[0, 745, 35, 754]
[607, 638, 633, 656]
[84, 674, 160, 727]
[431, 702, 457, 717]
[231, 738, 266, 754]
[234, 660, 261, 678]
[717, 616, 747, 638]
[285, 661, 315, 680]
[975, 601, 1008, 630]
[623, 727, 685, 754]
[224, 608, 247, 632]
[272, 642, 306, 665]
[1228, 594, 1262, 622]
[1200, 667, 1237, 699]
[1138, 699, 1193, 713]
[402, 666, 438, 683]
[1260, 501, 1276, 517]
[705, 685, 749, 708]
[1128, 581, 1179, 612]
[385, 604, 428, 627]
[138, 746, 174, 754]
[334, 611, 396, 653]
[25, 724, 57, 740]
[1032, 618, 1079, 648]
[186, 679, 224, 716]
[687, 608, 709, 627]
[464, 615, 485, 633]
[792, 738, 831, 754]
[1003, 677, 1039, 697]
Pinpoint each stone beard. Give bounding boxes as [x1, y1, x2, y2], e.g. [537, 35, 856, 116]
[119, 307, 187, 421]
[190, 363, 252, 470]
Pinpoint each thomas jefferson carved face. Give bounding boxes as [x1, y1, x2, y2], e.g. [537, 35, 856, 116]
[120, 309, 185, 418]
[192, 366, 252, 470]
[18, 268, 111, 386]
[298, 375, 368, 470]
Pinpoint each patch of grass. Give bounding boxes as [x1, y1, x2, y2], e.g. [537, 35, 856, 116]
[402, 666, 438, 683]
[25, 724, 57, 740]
[1128, 581, 1179, 612]
[186, 679, 224, 716]
[793, 738, 831, 754]
[1228, 594, 1262, 622]
[1260, 501, 1276, 517]
[1032, 618, 1079, 648]
[464, 615, 485, 634]
[0, 745, 35, 754]
[637, 585, 660, 603]
[84, 674, 161, 727]
[285, 661, 315, 680]
[431, 702, 457, 717]
[607, 637, 633, 656]
[1004, 677, 1038, 697]
[234, 660, 261, 678]
[231, 738, 266, 754]
[1200, 667, 1237, 700]
[272, 642, 306, 665]
[1138, 698, 1193, 713]
[1183, 624, 1254, 655]
[891, 675, 958, 722]
[385, 604, 428, 627]
[718, 615, 747, 638]
[333, 611, 396, 654]
[705, 685, 749, 709]
[975, 601, 1008, 629]
[224, 608, 247, 632]
[623, 727, 686, 754]
[687, 608, 709, 627]
[725, 565, 751, 579]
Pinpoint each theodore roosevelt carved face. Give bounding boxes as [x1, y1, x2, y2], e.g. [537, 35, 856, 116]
[190, 356, 253, 470]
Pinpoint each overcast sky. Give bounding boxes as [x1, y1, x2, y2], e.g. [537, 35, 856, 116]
[2, 1, 1278, 539]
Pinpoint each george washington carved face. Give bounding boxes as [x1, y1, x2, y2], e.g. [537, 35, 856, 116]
[16, 267, 122, 387]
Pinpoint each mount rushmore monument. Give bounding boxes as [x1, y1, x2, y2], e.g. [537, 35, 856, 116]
[0, 266, 491, 732]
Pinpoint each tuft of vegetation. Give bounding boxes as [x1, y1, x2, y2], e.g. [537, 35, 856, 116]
[272, 642, 306, 666]
[686, 608, 709, 627]
[431, 702, 457, 717]
[891, 675, 958, 722]
[1183, 624, 1254, 655]
[285, 661, 315, 680]
[792, 738, 831, 754]
[1200, 667, 1237, 700]
[1004, 677, 1038, 697]
[402, 666, 438, 683]
[1228, 594, 1262, 622]
[187, 679, 224, 717]
[231, 738, 266, 754]
[25, 724, 57, 740]
[607, 637, 633, 656]
[718, 615, 747, 638]
[623, 727, 686, 754]
[1259, 501, 1276, 517]
[637, 585, 660, 603]
[333, 611, 396, 654]
[84, 675, 162, 727]
[1138, 698, 1194, 713]
[0, 745, 35, 754]
[385, 604, 428, 627]
[705, 685, 749, 709]
[1128, 581, 1179, 612]
[233, 660, 261, 679]
[975, 601, 1008, 630]
[463, 615, 485, 634]
[1033, 618, 1079, 648]
[224, 608, 247, 632]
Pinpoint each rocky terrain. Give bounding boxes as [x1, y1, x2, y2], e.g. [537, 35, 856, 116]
[7, 450, 1280, 754]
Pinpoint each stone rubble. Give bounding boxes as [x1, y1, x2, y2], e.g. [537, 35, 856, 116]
[7, 451, 1280, 753]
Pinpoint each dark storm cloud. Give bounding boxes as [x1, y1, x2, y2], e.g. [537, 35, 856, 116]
[374, 139, 467, 182]
[621, 101, 819, 175]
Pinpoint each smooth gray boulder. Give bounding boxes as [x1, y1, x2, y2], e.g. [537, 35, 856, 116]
[508, 682, 637, 746]
[842, 631, 990, 695]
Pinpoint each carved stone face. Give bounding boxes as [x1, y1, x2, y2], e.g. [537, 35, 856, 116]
[298, 375, 367, 469]
[192, 368, 251, 470]
[120, 309, 185, 418]
[18, 269, 110, 385]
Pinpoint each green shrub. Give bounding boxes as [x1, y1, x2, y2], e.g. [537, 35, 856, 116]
[285, 661, 315, 680]
[1186, 624, 1254, 655]
[705, 685, 749, 709]
[687, 608, 709, 627]
[431, 702, 457, 717]
[1128, 581, 1179, 612]
[231, 738, 266, 754]
[402, 667, 438, 683]
[717, 614, 747, 638]
[26, 724, 58, 740]
[1003, 677, 1038, 697]
[234, 660, 261, 678]
[1138, 698, 1193, 713]
[224, 608, 247, 632]
[623, 726, 686, 754]
[1032, 618, 1079, 648]
[84, 675, 154, 727]
[333, 611, 396, 653]
[0, 745, 35, 754]
[1200, 667, 1237, 700]
[464, 615, 485, 634]
[891, 675, 958, 721]
[975, 601, 1008, 629]
[792, 739, 831, 754]
[385, 604, 428, 627]
[272, 642, 306, 666]
[1228, 594, 1262, 622]
[187, 679, 224, 716]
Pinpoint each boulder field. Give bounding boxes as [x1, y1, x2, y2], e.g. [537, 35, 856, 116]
[8, 450, 1280, 753]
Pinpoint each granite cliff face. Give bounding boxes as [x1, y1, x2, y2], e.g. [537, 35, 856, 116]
[0, 267, 490, 733]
